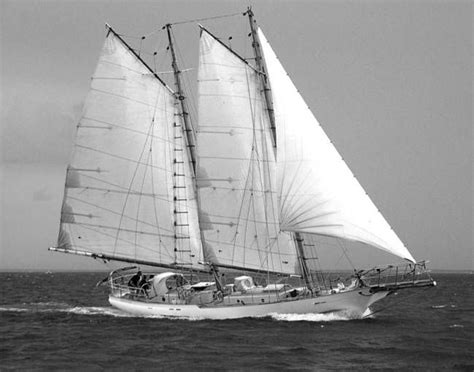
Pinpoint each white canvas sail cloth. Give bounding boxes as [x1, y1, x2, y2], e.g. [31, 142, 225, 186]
[258, 28, 415, 263]
[196, 28, 299, 274]
[57, 29, 204, 269]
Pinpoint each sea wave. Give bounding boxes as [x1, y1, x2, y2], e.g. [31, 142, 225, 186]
[269, 312, 355, 322]
[0, 303, 372, 322]
[0, 303, 132, 318]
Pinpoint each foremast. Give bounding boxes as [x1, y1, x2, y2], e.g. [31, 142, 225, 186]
[245, 7, 314, 291]
[50, 24, 205, 274]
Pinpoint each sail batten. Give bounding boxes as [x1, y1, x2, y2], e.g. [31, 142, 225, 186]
[258, 28, 416, 263]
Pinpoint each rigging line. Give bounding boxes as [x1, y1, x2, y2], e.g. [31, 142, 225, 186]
[255, 86, 282, 271]
[115, 27, 166, 40]
[65, 221, 175, 238]
[98, 59, 159, 79]
[134, 144, 152, 257]
[75, 144, 171, 174]
[149, 91, 172, 261]
[236, 161, 254, 269]
[113, 114, 157, 256]
[199, 26, 260, 74]
[198, 212, 280, 225]
[172, 28, 198, 126]
[246, 68, 273, 272]
[81, 116, 178, 146]
[169, 11, 242, 26]
[246, 67, 273, 273]
[198, 155, 273, 162]
[313, 238, 328, 288]
[72, 224, 174, 258]
[154, 80, 175, 260]
[90, 87, 168, 109]
[337, 239, 356, 270]
[106, 25, 173, 93]
[74, 174, 172, 202]
[65, 195, 174, 234]
[229, 67, 258, 267]
[199, 124, 265, 132]
[169, 29, 199, 205]
[205, 237, 293, 253]
[198, 185, 276, 194]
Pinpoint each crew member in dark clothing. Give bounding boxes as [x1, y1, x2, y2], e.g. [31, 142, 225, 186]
[138, 274, 150, 291]
[128, 271, 142, 288]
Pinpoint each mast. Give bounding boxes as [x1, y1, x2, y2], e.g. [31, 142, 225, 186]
[245, 7, 313, 291]
[245, 8, 276, 150]
[165, 23, 196, 267]
[165, 23, 197, 175]
[165, 23, 221, 282]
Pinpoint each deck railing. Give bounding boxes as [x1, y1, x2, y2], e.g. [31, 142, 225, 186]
[358, 261, 436, 292]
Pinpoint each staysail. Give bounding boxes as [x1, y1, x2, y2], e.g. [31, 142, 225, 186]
[257, 28, 415, 263]
[196, 28, 299, 274]
[56, 28, 205, 269]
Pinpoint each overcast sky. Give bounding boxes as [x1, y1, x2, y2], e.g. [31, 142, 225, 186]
[0, 0, 471, 271]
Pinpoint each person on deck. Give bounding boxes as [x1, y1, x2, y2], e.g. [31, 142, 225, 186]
[138, 274, 150, 291]
[128, 271, 142, 288]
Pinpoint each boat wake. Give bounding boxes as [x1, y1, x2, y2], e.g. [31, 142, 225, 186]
[269, 308, 373, 322]
[269, 313, 350, 322]
[1, 302, 374, 322]
[0, 302, 133, 318]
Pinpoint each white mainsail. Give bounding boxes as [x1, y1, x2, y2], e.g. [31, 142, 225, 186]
[57, 29, 204, 269]
[196, 28, 299, 274]
[258, 28, 416, 263]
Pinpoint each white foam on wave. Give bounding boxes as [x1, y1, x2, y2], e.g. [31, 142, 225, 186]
[0, 303, 205, 320]
[66, 306, 135, 318]
[1, 303, 374, 322]
[0, 306, 30, 313]
[269, 311, 354, 322]
[0, 303, 133, 318]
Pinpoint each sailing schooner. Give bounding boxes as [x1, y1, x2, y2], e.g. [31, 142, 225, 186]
[49, 9, 435, 319]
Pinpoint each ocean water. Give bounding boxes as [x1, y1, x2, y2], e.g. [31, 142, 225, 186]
[0, 272, 472, 371]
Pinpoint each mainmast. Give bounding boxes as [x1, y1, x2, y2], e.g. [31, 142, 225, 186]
[245, 7, 313, 291]
[245, 8, 276, 150]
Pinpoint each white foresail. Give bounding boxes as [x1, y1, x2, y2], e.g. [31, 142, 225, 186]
[57, 29, 205, 269]
[196, 28, 299, 274]
[258, 28, 416, 263]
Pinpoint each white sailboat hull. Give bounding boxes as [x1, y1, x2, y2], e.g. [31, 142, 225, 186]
[109, 287, 389, 320]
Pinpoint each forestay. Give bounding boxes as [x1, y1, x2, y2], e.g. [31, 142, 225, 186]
[196, 28, 299, 274]
[57, 29, 204, 269]
[258, 28, 415, 263]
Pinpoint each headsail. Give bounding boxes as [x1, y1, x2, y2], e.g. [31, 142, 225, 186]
[196, 28, 299, 274]
[258, 28, 415, 263]
[56, 28, 205, 269]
